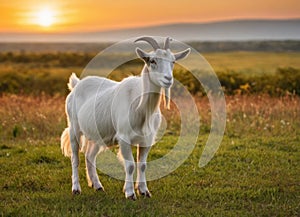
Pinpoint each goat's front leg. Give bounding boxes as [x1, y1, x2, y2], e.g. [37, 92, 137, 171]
[119, 141, 136, 200]
[136, 145, 151, 197]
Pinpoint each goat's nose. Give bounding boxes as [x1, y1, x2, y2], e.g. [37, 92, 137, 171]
[164, 75, 172, 81]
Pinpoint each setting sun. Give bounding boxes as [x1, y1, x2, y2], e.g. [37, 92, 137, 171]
[36, 8, 55, 27]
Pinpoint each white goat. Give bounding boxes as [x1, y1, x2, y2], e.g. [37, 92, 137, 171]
[61, 36, 190, 200]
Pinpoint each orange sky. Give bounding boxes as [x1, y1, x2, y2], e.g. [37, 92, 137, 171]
[1, 0, 300, 33]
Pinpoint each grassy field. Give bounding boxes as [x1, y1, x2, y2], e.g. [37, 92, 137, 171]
[0, 94, 299, 216]
[1, 51, 300, 96]
[204, 52, 300, 74]
[0, 47, 299, 216]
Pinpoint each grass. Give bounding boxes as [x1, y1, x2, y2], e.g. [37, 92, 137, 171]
[0, 94, 299, 216]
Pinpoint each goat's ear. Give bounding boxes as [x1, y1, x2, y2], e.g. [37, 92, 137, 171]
[174, 48, 191, 61]
[136, 47, 150, 63]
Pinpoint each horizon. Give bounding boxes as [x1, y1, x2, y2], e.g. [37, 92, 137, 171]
[1, 18, 300, 42]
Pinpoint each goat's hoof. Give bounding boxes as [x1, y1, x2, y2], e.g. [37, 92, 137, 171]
[143, 191, 152, 198]
[139, 190, 152, 198]
[92, 184, 105, 192]
[126, 194, 137, 201]
[137, 188, 152, 198]
[72, 189, 81, 195]
[96, 187, 105, 192]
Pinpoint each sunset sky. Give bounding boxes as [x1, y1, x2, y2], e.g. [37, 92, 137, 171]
[1, 0, 300, 33]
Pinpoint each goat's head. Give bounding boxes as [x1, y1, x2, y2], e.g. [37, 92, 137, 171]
[135, 36, 190, 108]
[135, 36, 190, 88]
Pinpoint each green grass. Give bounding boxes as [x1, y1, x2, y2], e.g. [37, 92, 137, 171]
[0, 95, 299, 216]
[0, 135, 299, 216]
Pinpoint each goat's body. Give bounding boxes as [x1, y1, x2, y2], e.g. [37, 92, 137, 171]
[67, 74, 161, 147]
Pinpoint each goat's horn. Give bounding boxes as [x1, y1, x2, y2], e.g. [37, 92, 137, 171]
[164, 37, 172, 50]
[134, 36, 160, 50]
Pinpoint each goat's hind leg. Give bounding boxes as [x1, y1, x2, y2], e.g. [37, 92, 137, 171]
[85, 141, 104, 192]
[70, 127, 81, 194]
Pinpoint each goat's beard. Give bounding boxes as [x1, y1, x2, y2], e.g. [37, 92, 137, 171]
[163, 88, 171, 110]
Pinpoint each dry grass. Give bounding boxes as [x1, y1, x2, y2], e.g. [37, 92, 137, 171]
[224, 94, 300, 136]
[1, 94, 299, 142]
[0, 94, 65, 141]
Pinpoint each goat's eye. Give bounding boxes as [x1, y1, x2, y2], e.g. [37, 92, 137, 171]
[150, 59, 156, 65]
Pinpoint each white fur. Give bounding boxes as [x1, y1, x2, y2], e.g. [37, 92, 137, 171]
[61, 37, 190, 199]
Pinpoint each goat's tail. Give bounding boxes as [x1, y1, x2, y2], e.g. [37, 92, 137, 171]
[61, 128, 72, 157]
[67, 73, 80, 91]
[61, 127, 88, 157]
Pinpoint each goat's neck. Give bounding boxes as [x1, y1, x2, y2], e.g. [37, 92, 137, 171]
[138, 66, 162, 114]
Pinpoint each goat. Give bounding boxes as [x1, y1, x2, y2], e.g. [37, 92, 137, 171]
[61, 36, 190, 200]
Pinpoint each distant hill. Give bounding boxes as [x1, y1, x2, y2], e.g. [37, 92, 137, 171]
[1, 19, 300, 42]
[1, 41, 300, 53]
